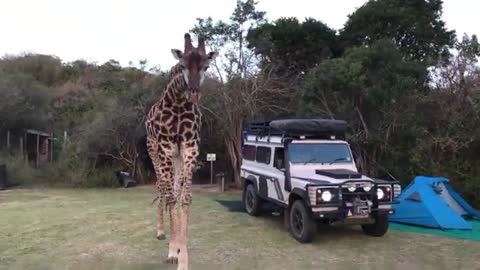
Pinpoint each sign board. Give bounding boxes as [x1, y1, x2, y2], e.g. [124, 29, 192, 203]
[207, 153, 216, 161]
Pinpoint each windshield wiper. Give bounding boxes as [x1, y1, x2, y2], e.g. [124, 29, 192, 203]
[329, 157, 347, 165]
[303, 158, 319, 165]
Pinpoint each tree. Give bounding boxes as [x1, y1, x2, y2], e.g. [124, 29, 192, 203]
[339, 0, 456, 64]
[432, 33, 480, 93]
[0, 53, 63, 87]
[247, 17, 338, 76]
[191, 0, 266, 81]
[191, 0, 299, 186]
[301, 39, 427, 179]
[200, 70, 297, 186]
[417, 33, 480, 204]
[0, 72, 51, 134]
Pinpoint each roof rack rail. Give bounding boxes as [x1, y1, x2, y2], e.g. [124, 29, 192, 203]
[243, 118, 348, 143]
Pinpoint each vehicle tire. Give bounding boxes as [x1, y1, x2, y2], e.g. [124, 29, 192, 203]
[289, 199, 316, 243]
[243, 183, 262, 216]
[361, 212, 389, 237]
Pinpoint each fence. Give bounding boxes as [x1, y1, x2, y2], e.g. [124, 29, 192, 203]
[1, 130, 69, 168]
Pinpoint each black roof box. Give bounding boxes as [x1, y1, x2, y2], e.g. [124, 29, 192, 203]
[269, 118, 347, 136]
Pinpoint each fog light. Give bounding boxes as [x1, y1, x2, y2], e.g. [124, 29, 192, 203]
[321, 190, 332, 202]
[363, 183, 372, 192]
[347, 183, 356, 192]
[377, 188, 385, 200]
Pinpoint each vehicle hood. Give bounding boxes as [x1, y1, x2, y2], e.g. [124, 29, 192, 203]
[290, 164, 374, 184]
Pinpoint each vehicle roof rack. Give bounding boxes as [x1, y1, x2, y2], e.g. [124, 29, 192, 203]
[244, 118, 347, 143]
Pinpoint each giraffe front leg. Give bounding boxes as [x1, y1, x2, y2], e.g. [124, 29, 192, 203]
[166, 176, 180, 264]
[178, 202, 191, 270]
[156, 192, 166, 240]
[177, 146, 196, 270]
[156, 152, 179, 264]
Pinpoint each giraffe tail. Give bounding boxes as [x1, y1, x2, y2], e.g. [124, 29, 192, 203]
[150, 195, 159, 205]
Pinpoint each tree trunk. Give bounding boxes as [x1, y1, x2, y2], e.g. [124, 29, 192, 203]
[225, 127, 243, 188]
[225, 138, 239, 188]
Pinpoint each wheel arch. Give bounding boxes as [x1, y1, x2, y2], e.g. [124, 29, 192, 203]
[288, 187, 310, 208]
[242, 175, 258, 192]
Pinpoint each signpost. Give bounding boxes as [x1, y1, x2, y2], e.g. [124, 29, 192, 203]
[206, 153, 216, 184]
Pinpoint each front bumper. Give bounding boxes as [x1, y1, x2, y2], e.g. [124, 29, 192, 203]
[311, 204, 396, 220]
[306, 180, 400, 220]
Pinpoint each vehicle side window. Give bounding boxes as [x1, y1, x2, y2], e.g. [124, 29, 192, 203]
[243, 145, 256, 161]
[274, 147, 285, 170]
[255, 146, 271, 164]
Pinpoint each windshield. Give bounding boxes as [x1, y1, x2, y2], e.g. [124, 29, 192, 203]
[289, 143, 353, 164]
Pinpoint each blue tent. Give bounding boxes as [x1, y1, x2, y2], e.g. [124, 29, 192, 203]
[389, 176, 480, 230]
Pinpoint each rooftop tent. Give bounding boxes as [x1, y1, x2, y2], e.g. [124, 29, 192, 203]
[389, 176, 480, 230]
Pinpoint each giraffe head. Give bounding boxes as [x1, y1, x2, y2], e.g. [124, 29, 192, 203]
[171, 33, 218, 103]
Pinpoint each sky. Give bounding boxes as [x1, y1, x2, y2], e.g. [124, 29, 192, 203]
[1, 0, 478, 70]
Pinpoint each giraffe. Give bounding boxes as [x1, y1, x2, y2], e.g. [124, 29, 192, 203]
[145, 33, 218, 270]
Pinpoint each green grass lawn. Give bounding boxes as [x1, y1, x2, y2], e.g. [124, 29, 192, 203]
[1, 186, 479, 270]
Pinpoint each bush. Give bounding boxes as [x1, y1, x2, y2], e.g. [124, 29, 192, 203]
[0, 151, 40, 186]
[83, 167, 119, 188]
[41, 145, 88, 187]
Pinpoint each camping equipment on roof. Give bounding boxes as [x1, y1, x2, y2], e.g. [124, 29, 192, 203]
[389, 176, 480, 230]
[246, 118, 348, 140]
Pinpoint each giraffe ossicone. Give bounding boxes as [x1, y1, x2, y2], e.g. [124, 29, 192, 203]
[145, 32, 218, 270]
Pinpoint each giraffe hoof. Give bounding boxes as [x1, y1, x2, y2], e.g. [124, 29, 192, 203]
[166, 257, 178, 264]
[156, 233, 166, 240]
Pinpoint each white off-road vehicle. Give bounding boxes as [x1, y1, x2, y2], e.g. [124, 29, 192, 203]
[240, 118, 401, 243]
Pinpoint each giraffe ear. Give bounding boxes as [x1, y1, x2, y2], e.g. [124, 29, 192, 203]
[171, 49, 183, 60]
[207, 51, 218, 62]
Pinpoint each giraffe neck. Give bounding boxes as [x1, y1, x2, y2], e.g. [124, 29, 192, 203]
[160, 63, 187, 105]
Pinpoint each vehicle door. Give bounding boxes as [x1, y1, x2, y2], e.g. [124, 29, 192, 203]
[254, 145, 285, 203]
[268, 146, 287, 204]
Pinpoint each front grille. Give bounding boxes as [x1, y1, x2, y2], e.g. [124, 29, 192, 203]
[341, 188, 375, 203]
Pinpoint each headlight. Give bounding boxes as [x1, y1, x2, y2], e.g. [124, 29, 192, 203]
[321, 190, 332, 202]
[314, 188, 338, 204]
[377, 188, 385, 200]
[376, 185, 392, 201]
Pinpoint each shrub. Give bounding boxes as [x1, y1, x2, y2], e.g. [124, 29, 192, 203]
[0, 151, 40, 186]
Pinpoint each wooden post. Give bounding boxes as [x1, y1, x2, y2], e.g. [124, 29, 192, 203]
[210, 161, 213, 184]
[6, 130, 10, 149]
[221, 173, 225, 192]
[49, 139, 53, 162]
[63, 131, 67, 149]
[36, 134, 40, 168]
[19, 138, 23, 157]
[24, 133, 28, 163]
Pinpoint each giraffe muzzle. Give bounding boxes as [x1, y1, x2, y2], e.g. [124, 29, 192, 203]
[187, 92, 200, 103]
